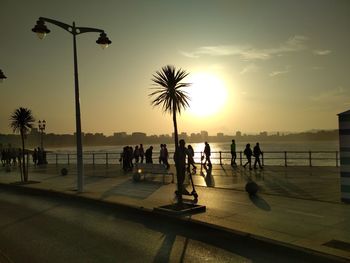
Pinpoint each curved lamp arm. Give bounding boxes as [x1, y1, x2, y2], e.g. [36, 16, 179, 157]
[39, 17, 104, 35]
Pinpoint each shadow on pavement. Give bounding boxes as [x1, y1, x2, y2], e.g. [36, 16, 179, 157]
[101, 179, 162, 199]
[250, 194, 271, 211]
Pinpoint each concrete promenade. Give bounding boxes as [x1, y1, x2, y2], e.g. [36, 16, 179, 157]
[0, 164, 349, 261]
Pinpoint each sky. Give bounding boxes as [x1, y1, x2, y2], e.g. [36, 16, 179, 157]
[1, 0, 350, 136]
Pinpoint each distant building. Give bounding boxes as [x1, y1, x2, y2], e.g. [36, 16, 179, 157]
[180, 132, 188, 140]
[113, 132, 127, 138]
[200, 130, 208, 140]
[131, 132, 147, 141]
[260, 131, 268, 137]
[217, 133, 224, 137]
[236, 131, 242, 137]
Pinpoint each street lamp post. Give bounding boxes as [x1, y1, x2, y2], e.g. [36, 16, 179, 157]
[0, 69, 7, 82]
[32, 17, 111, 192]
[38, 120, 46, 150]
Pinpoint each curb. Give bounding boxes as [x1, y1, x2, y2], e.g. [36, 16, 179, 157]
[0, 182, 348, 262]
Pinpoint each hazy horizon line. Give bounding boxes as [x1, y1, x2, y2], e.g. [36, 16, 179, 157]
[0, 128, 338, 137]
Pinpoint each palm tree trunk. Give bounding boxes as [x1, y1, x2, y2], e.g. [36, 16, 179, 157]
[173, 104, 183, 205]
[21, 131, 26, 182]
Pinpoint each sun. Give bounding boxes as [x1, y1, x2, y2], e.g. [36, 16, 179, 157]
[186, 73, 228, 117]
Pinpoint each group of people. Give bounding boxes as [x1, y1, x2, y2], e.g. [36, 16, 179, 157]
[119, 142, 207, 173]
[120, 144, 172, 171]
[1, 146, 21, 167]
[119, 140, 264, 172]
[230, 139, 263, 170]
[32, 147, 47, 165]
[120, 144, 144, 171]
[0, 145, 47, 167]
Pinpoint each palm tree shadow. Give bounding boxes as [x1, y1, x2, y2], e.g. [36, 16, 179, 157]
[249, 194, 271, 211]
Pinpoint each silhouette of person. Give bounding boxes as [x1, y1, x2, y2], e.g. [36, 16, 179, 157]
[32, 148, 38, 165]
[159, 144, 164, 164]
[134, 145, 140, 163]
[121, 146, 130, 171]
[203, 142, 212, 168]
[187, 145, 196, 171]
[139, 144, 144, 163]
[174, 139, 189, 194]
[253, 142, 263, 169]
[163, 144, 170, 169]
[145, 146, 153, 163]
[231, 139, 236, 166]
[243, 143, 253, 170]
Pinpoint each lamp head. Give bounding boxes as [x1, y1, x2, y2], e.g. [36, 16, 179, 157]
[32, 19, 50, 39]
[96, 32, 112, 49]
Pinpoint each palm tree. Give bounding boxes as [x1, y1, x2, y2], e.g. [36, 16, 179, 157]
[10, 107, 35, 182]
[150, 65, 191, 204]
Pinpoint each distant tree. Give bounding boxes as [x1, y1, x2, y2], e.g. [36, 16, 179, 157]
[10, 107, 35, 182]
[149, 65, 191, 204]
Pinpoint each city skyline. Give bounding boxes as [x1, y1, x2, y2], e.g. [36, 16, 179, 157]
[1, 1, 350, 135]
[0, 128, 338, 149]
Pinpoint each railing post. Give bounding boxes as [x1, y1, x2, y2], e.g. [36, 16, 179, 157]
[262, 152, 264, 166]
[106, 153, 108, 166]
[336, 151, 339, 167]
[68, 154, 70, 165]
[219, 151, 222, 165]
[309, 151, 312, 167]
[239, 151, 242, 166]
[284, 151, 287, 167]
[93, 153, 95, 166]
[55, 154, 58, 165]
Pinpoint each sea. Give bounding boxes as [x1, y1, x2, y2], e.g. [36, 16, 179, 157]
[46, 140, 339, 166]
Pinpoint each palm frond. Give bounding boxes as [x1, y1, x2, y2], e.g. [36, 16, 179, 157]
[149, 65, 191, 115]
[9, 107, 35, 134]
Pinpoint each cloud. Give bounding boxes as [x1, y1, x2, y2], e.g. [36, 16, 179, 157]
[269, 70, 289, 77]
[311, 86, 349, 102]
[240, 64, 259, 75]
[181, 35, 308, 61]
[269, 66, 290, 77]
[310, 86, 350, 110]
[313, 49, 332, 56]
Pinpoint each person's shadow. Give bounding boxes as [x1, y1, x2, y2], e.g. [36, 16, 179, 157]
[200, 165, 214, 187]
[249, 194, 271, 211]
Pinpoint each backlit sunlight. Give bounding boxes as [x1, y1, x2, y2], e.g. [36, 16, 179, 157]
[187, 73, 228, 117]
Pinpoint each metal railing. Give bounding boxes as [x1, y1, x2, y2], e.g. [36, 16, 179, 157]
[45, 151, 340, 167]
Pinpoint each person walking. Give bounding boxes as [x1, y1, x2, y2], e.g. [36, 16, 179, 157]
[163, 144, 170, 169]
[133, 145, 140, 163]
[187, 145, 197, 171]
[139, 144, 145, 163]
[159, 144, 164, 164]
[32, 148, 38, 166]
[243, 143, 253, 170]
[253, 142, 263, 169]
[230, 139, 237, 166]
[145, 146, 153, 163]
[203, 142, 212, 168]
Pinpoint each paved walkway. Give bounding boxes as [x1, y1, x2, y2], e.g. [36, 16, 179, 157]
[0, 164, 349, 261]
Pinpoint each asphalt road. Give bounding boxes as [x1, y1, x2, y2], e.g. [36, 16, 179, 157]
[0, 188, 342, 263]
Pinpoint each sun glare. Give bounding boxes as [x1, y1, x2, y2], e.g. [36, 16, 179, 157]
[186, 73, 228, 117]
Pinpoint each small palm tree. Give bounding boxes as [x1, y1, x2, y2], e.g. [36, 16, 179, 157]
[150, 65, 191, 204]
[10, 107, 35, 182]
